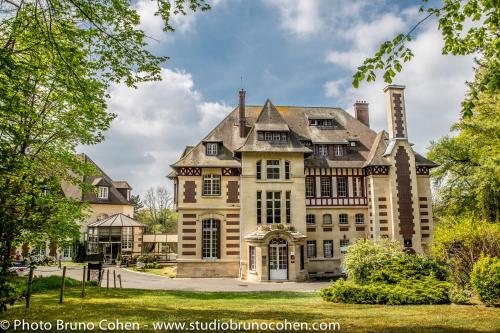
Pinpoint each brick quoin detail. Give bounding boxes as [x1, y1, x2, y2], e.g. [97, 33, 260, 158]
[183, 181, 196, 203]
[393, 93, 405, 138]
[395, 146, 415, 238]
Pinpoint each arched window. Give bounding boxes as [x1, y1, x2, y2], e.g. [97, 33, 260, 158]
[256, 160, 262, 180]
[202, 219, 220, 259]
[323, 214, 332, 225]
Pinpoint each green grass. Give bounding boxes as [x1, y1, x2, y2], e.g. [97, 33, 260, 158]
[2, 286, 499, 332]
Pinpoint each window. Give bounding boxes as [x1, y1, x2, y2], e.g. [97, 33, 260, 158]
[126, 189, 131, 201]
[266, 160, 280, 179]
[334, 145, 344, 156]
[350, 141, 356, 147]
[121, 227, 133, 250]
[284, 161, 291, 180]
[318, 144, 328, 157]
[355, 214, 364, 225]
[249, 246, 256, 271]
[306, 214, 316, 225]
[340, 239, 350, 254]
[203, 174, 221, 196]
[323, 214, 332, 225]
[97, 186, 108, 199]
[206, 143, 218, 156]
[305, 176, 314, 197]
[273, 132, 281, 141]
[337, 177, 347, 197]
[353, 177, 363, 197]
[307, 240, 316, 258]
[285, 191, 291, 224]
[265, 132, 272, 141]
[339, 214, 348, 224]
[320, 119, 332, 127]
[266, 191, 281, 224]
[323, 240, 333, 258]
[256, 191, 262, 224]
[257, 132, 264, 140]
[321, 177, 331, 197]
[256, 161, 262, 180]
[281, 133, 288, 141]
[202, 219, 219, 259]
[63, 246, 72, 258]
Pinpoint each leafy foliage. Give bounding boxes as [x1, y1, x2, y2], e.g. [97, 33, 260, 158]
[0, 0, 208, 312]
[353, 0, 499, 117]
[136, 186, 178, 234]
[470, 255, 500, 306]
[321, 278, 450, 305]
[323, 240, 449, 305]
[432, 216, 500, 288]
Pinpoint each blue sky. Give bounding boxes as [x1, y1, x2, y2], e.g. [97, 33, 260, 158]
[82, 0, 475, 196]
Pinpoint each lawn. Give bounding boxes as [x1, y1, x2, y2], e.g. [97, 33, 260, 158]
[1, 286, 499, 332]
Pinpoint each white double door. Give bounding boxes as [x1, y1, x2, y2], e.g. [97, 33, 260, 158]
[269, 239, 288, 280]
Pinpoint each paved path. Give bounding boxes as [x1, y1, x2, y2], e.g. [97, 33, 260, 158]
[34, 266, 331, 292]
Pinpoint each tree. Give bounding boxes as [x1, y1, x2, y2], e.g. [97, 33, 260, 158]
[0, 0, 208, 311]
[427, 60, 499, 221]
[130, 194, 144, 216]
[136, 186, 177, 234]
[353, 0, 498, 117]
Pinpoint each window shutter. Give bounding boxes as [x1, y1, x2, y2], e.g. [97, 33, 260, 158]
[328, 145, 334, 159]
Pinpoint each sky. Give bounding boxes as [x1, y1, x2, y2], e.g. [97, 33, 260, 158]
[81, 0, 475, 197]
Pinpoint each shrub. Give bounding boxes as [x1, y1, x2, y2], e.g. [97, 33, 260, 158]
[342, 239, 404, 284]
[449, 286, 472, 305]
[470, 255, 500, 306]
[321, 278, 450, 305]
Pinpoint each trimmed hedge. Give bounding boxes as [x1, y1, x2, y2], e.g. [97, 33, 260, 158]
[321, 278, 450, 305]
[470, 255, 500, 306]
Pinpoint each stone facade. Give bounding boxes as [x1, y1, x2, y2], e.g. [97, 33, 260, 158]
[170, 85, 437, 281]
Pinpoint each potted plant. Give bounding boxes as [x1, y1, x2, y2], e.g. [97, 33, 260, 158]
[116, 254, 122, 267]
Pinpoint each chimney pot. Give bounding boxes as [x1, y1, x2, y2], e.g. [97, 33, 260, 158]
[354, 101, 370, 127]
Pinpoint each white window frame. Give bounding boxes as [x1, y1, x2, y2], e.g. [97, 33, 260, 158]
[318, 144, 328, 157]
[323, 240, 333, 258]
[273, 132, 281, 141]
[121, 227, 133, 251]
[334, 145, 344, 156]
[306, 214, 316, 225]
[266, 160, 280, 180]
[337, 177, 347, 197]
[266, 191, 281, 224]
[321, 177, 331, 197]
[202, 174, 221, 196]
[353, 177, 363, 197]
[340, 239, 350, 254]
[307, 240, 316, 258]
[305, 176, 314, 197]
[355, 214, 365, 225]
[264, 132, 273, 141]
[97, 186, 109, 199]
[249, 246, 256, 271]
[206, 143, 218, 156]
[339, 214, 349, 225]
[323, 214, 332, 225]
[202, 219, 219, 259]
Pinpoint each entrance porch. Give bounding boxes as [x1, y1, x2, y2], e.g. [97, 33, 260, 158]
[243, 228, 307, 282]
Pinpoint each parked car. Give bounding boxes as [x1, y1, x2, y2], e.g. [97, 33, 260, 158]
[8, 261, 29, 276]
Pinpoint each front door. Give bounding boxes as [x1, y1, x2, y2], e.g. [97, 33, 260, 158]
[269, 238, 288, 280]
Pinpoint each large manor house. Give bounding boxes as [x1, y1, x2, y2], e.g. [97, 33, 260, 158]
[169, 85, 437, 281]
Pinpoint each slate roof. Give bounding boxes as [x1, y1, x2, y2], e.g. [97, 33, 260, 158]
[170, 99, 436, 170]
[88, 213, 146, 228]
[61, 154, 133, 205]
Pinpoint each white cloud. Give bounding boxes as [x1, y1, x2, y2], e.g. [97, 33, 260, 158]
[264, 0, 322, 37]
[334, 25, 474, 153]
[323, 79, 344, 98]
[81, 68, 231, 195]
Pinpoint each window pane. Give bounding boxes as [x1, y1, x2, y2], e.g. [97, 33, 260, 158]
[321, 177, 331, 197]
[323, 214, 332, 225]
[324, 240, 333, 258]
[339, 214, 348, 224]
[285, 161, 290, 180]
[256, 191, 262, 224]
[307, 241, 316, 258]
[306, 214, 315, 225]
[266, 160, 280, 179]
[202, 219, 219, 259]
[337, 177, 347, 197]
[355, 214, 364, 224]
[305, 176, 314, 197]
[203, 174, 221, 196]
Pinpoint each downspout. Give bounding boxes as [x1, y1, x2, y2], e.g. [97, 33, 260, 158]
[238, 166, 243, 279]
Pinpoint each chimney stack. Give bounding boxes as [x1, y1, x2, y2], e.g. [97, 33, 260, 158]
[239, 89, 246, 137]
[353, 101, 370, 127]
[384, 85, 407, 139]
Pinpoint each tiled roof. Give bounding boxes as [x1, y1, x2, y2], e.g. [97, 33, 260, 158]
[170, 100, 436, 169]
[61, 154, 133, 205]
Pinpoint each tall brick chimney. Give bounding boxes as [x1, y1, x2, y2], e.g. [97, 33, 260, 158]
[353, 101, 369, 127]
[239, 89, 246, 137]
[384, 85, 408, 139]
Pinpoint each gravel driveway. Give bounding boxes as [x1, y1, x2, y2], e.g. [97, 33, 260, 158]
[34, 266, 331, 292]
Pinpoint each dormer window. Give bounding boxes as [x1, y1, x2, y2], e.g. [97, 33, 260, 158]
[127, 189, 131, 201]
[350, 141, 356, 147]
[97, 186, 109, 199]
[309, 119, 333, 128]
[206, 143, 218, 156]
[334, 145, 344, 156]
[257, 131, 288, 142]
[318, 144, 328, 157]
